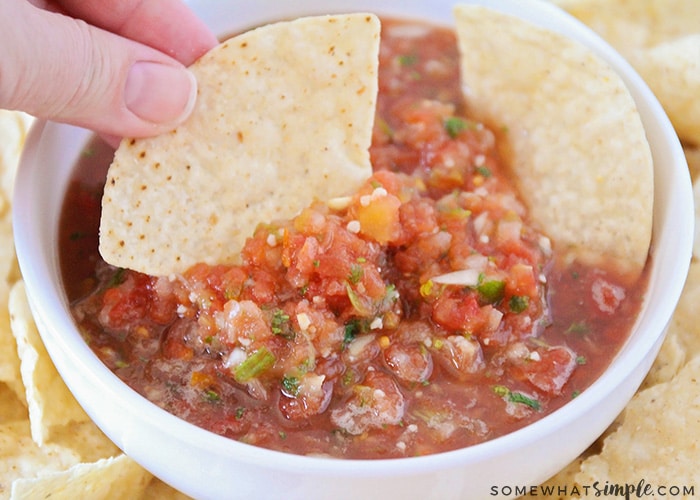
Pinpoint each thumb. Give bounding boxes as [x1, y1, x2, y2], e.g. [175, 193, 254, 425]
[1, 1, 198, 138]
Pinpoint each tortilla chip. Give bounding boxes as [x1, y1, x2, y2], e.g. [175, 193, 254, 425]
[0, 111, 25, 403]
[0, 110, 34, 211]
[9, 454, 152, 500]
[0, 296, 24, 404]
[454, 5, 653, 282]
[575, 355, 700, 492]
[557, 0, 700, 50]
[643, 260, 700, 389]
[556, 0, 700, 146]
[643, 327, 687, 390]
[142, 478, 193, 500]
[9, 281, 90, 446]
[100, 13, 380, 276]
[694, 180, 700, 260]
[0, 421, 81, 497]
[538, 456, 586, 499]
[0, 382, 27, 424]
[686, 146, 700, 181]
[48, 422, 120, 464]
[632, 36, 700, 146]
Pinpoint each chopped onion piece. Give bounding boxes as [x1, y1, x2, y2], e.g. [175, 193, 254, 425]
[431, 268, 481, 286]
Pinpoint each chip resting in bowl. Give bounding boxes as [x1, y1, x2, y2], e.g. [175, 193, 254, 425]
[100, 13, 380, 276]
[454, 5, 654, 282]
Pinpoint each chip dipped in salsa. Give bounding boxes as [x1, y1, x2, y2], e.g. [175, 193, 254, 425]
[59, 18, 649, 459]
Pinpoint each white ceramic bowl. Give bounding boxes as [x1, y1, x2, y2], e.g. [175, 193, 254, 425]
[13, 1, 693, 499]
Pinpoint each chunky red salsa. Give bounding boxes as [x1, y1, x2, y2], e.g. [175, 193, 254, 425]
[60, 19, 647, 459]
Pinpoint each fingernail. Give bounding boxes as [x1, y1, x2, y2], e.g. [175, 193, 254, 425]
[125, 62, 197, 126]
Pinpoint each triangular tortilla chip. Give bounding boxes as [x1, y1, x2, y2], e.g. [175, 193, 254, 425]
[100, 13, 380, 276]
[10, 454, 152, 500]
[9, 281, 90, 446]
[454, 5, 653, 281]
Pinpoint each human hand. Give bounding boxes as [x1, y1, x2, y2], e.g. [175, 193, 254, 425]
[1, 0, 218, 139]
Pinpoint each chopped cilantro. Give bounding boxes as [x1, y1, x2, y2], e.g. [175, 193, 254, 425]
[281, 376, 300, 397]
[508, 391, 541, 410]
[204, 389, 220, 403]
[475, 165, 492, 178]
[343, 319, 363, 347]
[270, 309, 294, 339]
[444, 116, 469, 138]
[509, 295, 529, 313]
[235, 407, 246, 419]
[493, 385, 541, 411]
[397, 53, 418, 66]
[106, 267, 126, 288]
[576, 355, 587, 365]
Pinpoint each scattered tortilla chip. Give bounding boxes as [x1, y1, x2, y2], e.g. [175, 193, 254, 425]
[10, 454, 152, 500]
[454, 4, 654, 282]
[686, 146, 700, 181]
[141, 478, 193, 500]
[555, 0, 700, 146]
[694, 180, 700, 260]
[575, 355, 700, 491]
[538, 456, 586, 499]
[644, 260, 700, 389]
[9, 281, 90, 446]
[642, 327, 687, 390]
[556, 0, 700, 50]
[0, 297, 24, 404]
[0, 110, 33, 211]
[0, 110, 27, 403]
[0, 421, 81, 497]
[0, 382, 27, 424]
[632, 35, 700, 146]
[48, 422, 121, 464]
[100, 13, 380, 276]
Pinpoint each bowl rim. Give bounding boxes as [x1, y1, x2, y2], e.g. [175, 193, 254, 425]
[12, 0, 694, 488]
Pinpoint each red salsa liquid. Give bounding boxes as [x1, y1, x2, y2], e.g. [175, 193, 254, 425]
[60, 19, 647, 459]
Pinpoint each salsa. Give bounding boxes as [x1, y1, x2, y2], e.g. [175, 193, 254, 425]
[60, 19, 647, 459]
